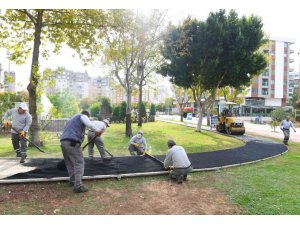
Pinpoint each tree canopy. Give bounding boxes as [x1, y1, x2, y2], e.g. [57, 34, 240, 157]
[0, 9, 108, 144]
[159, 9, 268, 130]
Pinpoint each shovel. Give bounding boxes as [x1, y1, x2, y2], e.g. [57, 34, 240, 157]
[11, 127, 48, 154]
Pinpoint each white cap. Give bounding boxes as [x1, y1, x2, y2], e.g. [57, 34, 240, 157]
[103, 119, 110, 127]
[19, 103, 28, 111]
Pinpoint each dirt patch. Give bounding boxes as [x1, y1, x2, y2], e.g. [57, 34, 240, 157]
[0, 178, 241, 215]
[103, 179, 241, 215]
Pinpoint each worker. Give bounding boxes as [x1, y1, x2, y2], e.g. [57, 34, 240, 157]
[60, 110, 101, 193]
[280, 116, 296, 145]
[164, 140, 193, 184]
[128, 130, 148, 155]
[2, 103, 32, 163]
[87, 119, 110, 160]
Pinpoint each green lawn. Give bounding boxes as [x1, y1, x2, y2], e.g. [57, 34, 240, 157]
[0, 121, 244, 157]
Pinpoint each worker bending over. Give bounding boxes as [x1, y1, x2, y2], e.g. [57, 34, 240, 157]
[164, 139, 193, 184]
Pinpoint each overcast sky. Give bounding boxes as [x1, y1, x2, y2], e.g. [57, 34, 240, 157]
[1, 0, 300, 90]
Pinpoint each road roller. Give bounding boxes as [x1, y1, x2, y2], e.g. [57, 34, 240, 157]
[216, 101, 245, 135]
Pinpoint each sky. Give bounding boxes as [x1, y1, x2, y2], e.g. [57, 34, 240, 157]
[0, 0, 300, 91]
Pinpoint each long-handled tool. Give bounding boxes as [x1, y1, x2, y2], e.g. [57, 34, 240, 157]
[144, 151, 164, 167]
[82, 133, 99, 150]
[11, 127, 47, 154]
[82, 133, 114, 158]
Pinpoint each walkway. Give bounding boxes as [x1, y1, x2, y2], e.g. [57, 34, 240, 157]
[157, 115, 300, 143]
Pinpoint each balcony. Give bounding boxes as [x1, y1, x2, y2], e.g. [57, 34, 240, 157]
[289, 67, 294, 72]
[289, 58, 294, 63]
[290, 49, 295, 54]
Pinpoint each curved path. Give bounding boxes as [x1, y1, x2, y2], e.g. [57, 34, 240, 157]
[0, 132, 287, 184]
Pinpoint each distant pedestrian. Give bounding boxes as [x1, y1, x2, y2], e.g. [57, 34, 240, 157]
[280, 116, 296, 145]
[128, 130, 148, 155]
[164, 140, 193, 184]
[60, 110, 101, 193]
[88, 119, 110, 160]
[2, 103, 32, 163]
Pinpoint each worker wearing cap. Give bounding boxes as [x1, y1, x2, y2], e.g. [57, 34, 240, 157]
[87, 119, 110, 160]
[60, 110, 102, 193]
[164, 140, 193, 184]
[2, 103, 32, 163]
[280, 116, 296, 145]
[128, 130, 148, 155]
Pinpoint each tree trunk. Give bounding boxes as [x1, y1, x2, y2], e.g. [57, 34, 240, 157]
[137, 82, 143, 127]
[125, 89, 133, 137]
[195, 99, 203, 132]
[27, 11, 43, 146]
[207, 108, 211, 126]
[180, 103, 183, 122]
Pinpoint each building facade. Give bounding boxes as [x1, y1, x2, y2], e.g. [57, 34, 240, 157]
[248, 37, 295, 108]
[46, 69, 89, 100]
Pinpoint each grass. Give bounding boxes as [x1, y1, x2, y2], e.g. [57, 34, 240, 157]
[197, 140, 300, 214]
[0, 121, 244, 157]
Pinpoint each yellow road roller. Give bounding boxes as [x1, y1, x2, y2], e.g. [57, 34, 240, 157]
[216, 101, 245, 135]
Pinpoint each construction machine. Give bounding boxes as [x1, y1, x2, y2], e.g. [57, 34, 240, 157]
[216, 101, 245, 135]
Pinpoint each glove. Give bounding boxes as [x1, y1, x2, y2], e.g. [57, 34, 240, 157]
[165, 166, 174, 171]
[2, 120, 9, 129]
[19, 131, 25, 139]
[133, 143, 139, 147]
[96, 131, 102, 136]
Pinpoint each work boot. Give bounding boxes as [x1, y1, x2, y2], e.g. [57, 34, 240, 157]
[73, 185, 88, 193]
[20, 157, 26, 163]
[183, 174, 188, 181]
[68, 181, 75, 187]
[177, 175, 184, 184]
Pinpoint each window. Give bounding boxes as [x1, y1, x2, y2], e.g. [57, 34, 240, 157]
[262, 79, 269, 86]
[252, 88, 258, 94]
[262, 70, 269, 77]
[262, 88, 268, 95]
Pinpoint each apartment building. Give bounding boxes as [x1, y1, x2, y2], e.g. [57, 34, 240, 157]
[289, 72, 300, 96]
[89, 76, 108, 99]
[46, 69, 89, 100]
[248, 37, 295, 107]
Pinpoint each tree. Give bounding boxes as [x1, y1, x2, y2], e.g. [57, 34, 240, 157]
[0, 91, 29, 118]
[159, 10, 267, 131]
[288, 93, 300, 109]
[0, 9, 107, 145]
[80, 97, 95, 110]
[119, 101, 127, 123]
[103, 10, 139, 136]
[89, 102, 101, 118]
[112, 105, 121, 123]
[98, 97, 112, 120]
[270, 108, 288, 122]
[135, 10, 166, 126]
[48, 89, 80, 118]
[149, 103, 156, 122]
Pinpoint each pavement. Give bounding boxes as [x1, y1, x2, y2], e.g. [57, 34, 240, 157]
[157, 115, 300, 143]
